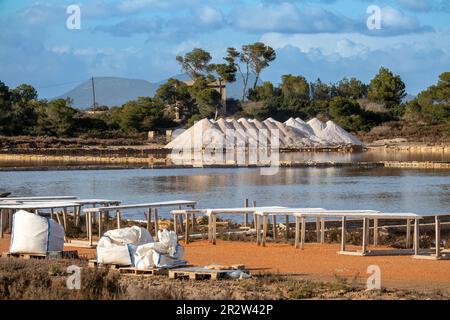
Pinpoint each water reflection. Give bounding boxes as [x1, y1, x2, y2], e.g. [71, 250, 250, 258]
[0, 167, 449, 221]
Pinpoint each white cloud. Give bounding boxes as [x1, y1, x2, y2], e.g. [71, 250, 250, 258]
[197, 6, 225, 27]
[335, 39, 369, 58]
[397, 0, 431, 11]
[233, 3, 355, 34]
[232, 3, 433, 36]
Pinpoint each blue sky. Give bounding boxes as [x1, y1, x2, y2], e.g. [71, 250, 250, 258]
[0, 0, 449, 98]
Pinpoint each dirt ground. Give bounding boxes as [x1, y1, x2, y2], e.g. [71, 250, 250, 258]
[1, 236, 449, 293]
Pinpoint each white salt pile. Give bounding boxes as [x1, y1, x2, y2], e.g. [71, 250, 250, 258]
[166, 117, 362, 149]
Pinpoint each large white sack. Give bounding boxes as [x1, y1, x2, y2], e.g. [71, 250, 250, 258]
[99, 226, 153, 247]
[9, 210, 65, 254]
[134, 230, 185, 269]
[96, 226, 153, 266]
[97, 244, 136, 266]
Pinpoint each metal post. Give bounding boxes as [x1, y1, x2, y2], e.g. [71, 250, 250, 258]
[373, 218, 378, 246]
[294, 216, 300, 249]
[243, 199, 248, 227]
[341, 216, 346, 252]
[362, 218, 368, 253]
[414, 218, 420, 256]
[285, 215, 289, 240]
[435, 216, 441, 258]
[406, 219, 411, 248]
[300, 216, 306, 250]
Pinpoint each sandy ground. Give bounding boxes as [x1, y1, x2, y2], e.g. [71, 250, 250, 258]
[1, 236, 449, 292]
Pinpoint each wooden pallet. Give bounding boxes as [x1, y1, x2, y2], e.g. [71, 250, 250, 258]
[1, 251, 79, 260]
[119, 264, 193, 276]
[168, 267, 230, 280]
[119, 267, 168, 276]
[88, 259, 125, 269]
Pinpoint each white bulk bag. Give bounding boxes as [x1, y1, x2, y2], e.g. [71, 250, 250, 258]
[96, 226, 153, 266]
[134, 230, 185, 269]
[9, 210, 65, 254]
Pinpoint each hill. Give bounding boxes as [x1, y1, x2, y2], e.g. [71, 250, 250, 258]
[56, 74, 260, 109]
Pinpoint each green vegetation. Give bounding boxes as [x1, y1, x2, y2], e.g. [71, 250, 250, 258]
[0, 43, 448, 141]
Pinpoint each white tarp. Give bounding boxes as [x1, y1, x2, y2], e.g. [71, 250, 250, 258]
[134, 230, 185, 269]
[9, 210, 65, 254]
[96, 226, 153, 266]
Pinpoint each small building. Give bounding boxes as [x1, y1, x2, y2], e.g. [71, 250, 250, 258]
[183, 79, 227, 114]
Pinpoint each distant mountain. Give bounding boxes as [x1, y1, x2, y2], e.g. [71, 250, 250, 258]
[403, 94, 416, 103]
[56, 77, 158, 109]
[56, 74, 261, 109]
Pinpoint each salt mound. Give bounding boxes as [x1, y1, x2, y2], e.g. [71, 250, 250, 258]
[263, 118, 289, 148]
[284, 118, 323, 146]
[165, 117, 363, 150]
[166, 118, 223, 150]
[323, 121, 362, 145]
[307, 118, 362, 145]
[238, 118, 259, 141]
[249, 119, 270, 144]
[295, 117, 306, 124]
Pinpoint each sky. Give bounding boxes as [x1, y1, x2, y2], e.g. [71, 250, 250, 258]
[0, 0, 449, 98]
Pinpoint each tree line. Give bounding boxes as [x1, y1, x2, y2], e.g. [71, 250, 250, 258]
[0, 43, 448, 138]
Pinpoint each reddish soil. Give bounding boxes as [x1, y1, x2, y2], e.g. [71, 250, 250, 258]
[1, 236, 449, 292]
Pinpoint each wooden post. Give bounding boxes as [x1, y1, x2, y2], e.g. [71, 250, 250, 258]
[406, 219, 411, 248]
[316, 218, 320, 242]
[191, 213, 196, 233]
[50, 208, 54, 220]
[8, 210, 12, 233]
[262, 215, 268, 247]
[88, 212, 93, 247]
[0, 209, 4, 239]
[414, 218, 420, 255]
[435, 216, 441, 258]
[285, 215, 289, 240]
[373, 218, 378, 246]
[153, 208, 159, 240]
[212, 214, 217, 245]
[173, 213, 178, 234]
[341, 216, 346, 252]
[300, 217, 306, 250]
[243, 199, 249, 227]
[73, 206, 78, 226]
[98, 211, 102, 238]
[84, 211, 89, 240]
[294, 216, 300, 249]
[272, 215, 277, 240]
[320, 218, 325, 243]
[207, 214, 212, 243]
[62, 208, 68, 231]
[362, 218, 368, 253]
[146, 208, 152, 232]
[256, 215, 260, 245]
[185, 212, 190, 244]
[56, 210, 62, 225]
[116, 210, 121, 229]
[74, 206, 79, 226]
[178, 215, 184, 233]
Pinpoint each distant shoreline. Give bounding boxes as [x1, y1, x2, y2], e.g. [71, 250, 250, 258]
[0, 143, 449, 172]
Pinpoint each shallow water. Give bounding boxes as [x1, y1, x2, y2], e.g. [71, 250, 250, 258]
[0, 167, 449, 221]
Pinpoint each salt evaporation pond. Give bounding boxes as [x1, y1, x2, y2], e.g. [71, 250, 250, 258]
[1, 167, 449, 222]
